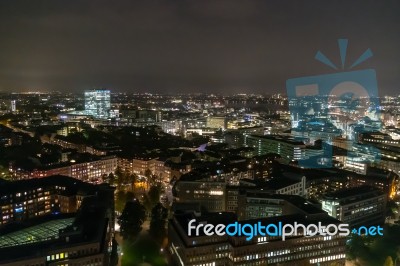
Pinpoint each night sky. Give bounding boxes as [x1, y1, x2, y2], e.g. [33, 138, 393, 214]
[0, 0, 399, 95]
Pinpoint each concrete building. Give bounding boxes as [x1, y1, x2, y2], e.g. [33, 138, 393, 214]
[173, 176, 307, 216]
[0, 191, 115, 266]
[84, 89, 111, 119]
[168, 211, 346, 266]
[245, 135, 323, 163]
[10, 156, 118, 182]
[0, 175, 112, 226]
[10, 100, 16, 112]
[321, 186, 386, 227]
[173, 181, 227, 212]
[206, 116, 227, 130]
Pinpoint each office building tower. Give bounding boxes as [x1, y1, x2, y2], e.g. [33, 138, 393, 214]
[84, 89, 111, 119]
[10, 100, 16, 112]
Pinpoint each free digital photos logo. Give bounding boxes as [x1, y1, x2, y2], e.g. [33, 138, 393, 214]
[286, 39, 382, 169]
[187, 219, 383, 241]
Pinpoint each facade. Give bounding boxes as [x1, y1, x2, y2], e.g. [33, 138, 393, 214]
[207, 116, 227, 130]
[173, 181, 227, 212]
[245, 135, 322, 163]
[236, 193, 324, 221]
[10, 100, 16, 112]
[118, 156, 192, 183]
[246, 135, 304, 160]
[174, 179, 309, 217]
[47, 136, 107, 156]
[84, 89, 111, 119]
[264, 175, 307, 197]
[9, 156, 118, 182]
[0, 175, 111, 225]
[224, 126, 264, 148]
[321, 185, 386, 227]
[168, 211, 347, 266]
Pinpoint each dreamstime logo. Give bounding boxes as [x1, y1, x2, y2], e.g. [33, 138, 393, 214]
[188, 220, 384, 241]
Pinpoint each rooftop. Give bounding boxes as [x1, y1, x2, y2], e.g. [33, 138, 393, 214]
[0, 194, 111, 264]
[322, 185, 384, 203]
[0, 218, 74, 249]
[248, 134, 305, 145]
[0, 175, 98, 195]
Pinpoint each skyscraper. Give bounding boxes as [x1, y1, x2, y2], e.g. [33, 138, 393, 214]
[10, 100, 16, 112]
[84, 89, 111, 119]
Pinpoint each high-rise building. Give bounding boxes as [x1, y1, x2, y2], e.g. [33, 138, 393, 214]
[84, 89, 111, 119]
[10, 100, 16, 112]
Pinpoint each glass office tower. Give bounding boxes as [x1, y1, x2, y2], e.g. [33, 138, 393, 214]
[84, 89, 111, 119]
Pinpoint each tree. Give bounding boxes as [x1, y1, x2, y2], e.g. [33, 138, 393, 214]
[118, 198, 146, 241]
[125, 191, 135, 202]
[126, 173, 137, 191]
[346, 233, 370, 261]
[149, 203, 168, 242]
[101, 173, 108, 183]
[144, 168, 152, 188]
[115, 166, 124, 189]
[109, 238, 119, 266]
[142, 185, 161, 213]
[106, 173, 115, 186]
[386, 200, 398, 218]
[149, 185, 162, 207]
[115, 191, 127, 213]
[383, 256, 394, 266]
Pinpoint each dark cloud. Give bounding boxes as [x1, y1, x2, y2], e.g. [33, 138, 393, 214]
[0, 0, 399, 94]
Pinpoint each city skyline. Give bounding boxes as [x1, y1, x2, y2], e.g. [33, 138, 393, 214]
[1, 2, 400, 265]
[0, 0, 400, 94]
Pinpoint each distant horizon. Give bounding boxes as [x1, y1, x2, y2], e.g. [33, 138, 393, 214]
[1, 0, 400, 95]
[1, 89, 400, 97]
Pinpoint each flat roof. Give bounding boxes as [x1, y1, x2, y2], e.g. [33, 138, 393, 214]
[0, 175, 98, 195]
[243, 193, 324, 215]
[0, 218, 74, 249]
[323, 185, 384, 202]
[248, 134, 305, 145]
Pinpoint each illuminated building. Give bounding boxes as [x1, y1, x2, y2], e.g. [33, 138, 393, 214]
[224, 126, 264, 148]
[245, 135, 323, 163]
[10, 100, 16, 112]
[321, 186, 386, 227]
[168, 211, 346, 266]
[173, 177, 308, 216]
[9, 156, 118, 182]
[0, 175, 113, 226]
[206, 116, 227, 130]
[0, 191, 115, 266]
[173, 181, 227, 212]
[84, 89, 111, 119]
